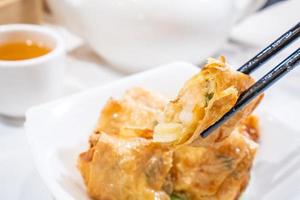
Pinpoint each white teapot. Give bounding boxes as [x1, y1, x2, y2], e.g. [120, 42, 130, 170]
[48, 0, 266, 72]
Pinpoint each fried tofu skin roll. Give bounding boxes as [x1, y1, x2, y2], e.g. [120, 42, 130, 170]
[171, 116, 260, 200]
[78, 88, 172, 200]
[89, 87, 167, 145]
[79, 133, 172, 200]
[153, 57, 263, 146]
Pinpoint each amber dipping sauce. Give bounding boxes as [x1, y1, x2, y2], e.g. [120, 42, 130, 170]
[0, 41, 51, 61]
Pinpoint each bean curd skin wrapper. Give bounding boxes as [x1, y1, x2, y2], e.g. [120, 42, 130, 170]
[78, 57, 263, 200]
[153, 57, 263, 146]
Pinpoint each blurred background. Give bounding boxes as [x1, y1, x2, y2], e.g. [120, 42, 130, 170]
[0, 0, 299, 200]
[0, 0, 294, 76]
[0, 0, 291, 74]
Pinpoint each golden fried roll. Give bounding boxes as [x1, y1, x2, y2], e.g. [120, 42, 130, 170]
[171, 116, 259, 200]
[153, 57, 263, 146]
[79, 88, 172, 200]
[90, 87, 167, 144]
[78, 133, 173, 200]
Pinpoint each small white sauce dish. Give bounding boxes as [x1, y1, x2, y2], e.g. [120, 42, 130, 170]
[0, 24, 66, 117]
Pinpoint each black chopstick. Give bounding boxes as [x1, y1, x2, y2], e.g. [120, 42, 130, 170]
[238, 22, 300, 74]
[200, 48, 300, 138]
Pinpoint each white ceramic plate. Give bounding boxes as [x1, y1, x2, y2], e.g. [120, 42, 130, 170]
[25, 62, 300, 200]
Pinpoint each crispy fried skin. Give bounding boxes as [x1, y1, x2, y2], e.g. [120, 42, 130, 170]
[79, 88, 172, 200]
[172, 117, 259, 200]
[153, 57, 263, 146]
[90, 87, 167, 145]
[79, 133, 172, 200]
[78, 58, 262, 200]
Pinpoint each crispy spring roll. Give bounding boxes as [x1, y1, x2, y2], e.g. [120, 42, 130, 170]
[153, 57, 263, 146]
